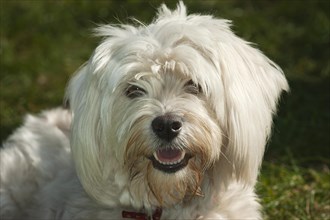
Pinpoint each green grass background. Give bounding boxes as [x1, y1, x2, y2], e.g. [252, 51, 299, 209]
[0, 0, 329, 219]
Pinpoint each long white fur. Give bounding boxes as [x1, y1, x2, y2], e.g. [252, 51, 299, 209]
[0, 2, 288, 219]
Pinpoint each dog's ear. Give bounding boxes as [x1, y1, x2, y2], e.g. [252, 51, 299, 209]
[215, 32, 289, 185]
[66, 63, 108, 203]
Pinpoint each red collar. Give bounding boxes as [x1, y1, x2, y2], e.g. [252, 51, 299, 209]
[122, 208, 162, 220]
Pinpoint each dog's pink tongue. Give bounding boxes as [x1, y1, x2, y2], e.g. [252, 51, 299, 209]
[156, 148, 183, 163]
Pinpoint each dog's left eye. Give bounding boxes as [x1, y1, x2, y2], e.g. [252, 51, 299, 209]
[125, 85, 146, 99]
[184, 80, 202, 95]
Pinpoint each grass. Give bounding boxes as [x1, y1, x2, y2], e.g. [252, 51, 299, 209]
[259, 162, 330, 219]
[0, 0, 329, 219]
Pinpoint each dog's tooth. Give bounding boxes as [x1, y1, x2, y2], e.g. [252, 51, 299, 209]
[153, 152, 158, 159]
[153, 152, 161, 163]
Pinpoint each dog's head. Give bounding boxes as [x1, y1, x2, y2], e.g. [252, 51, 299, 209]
[67, 2, 288, 209]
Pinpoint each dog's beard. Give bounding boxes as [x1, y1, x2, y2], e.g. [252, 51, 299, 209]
[123, 112, 221, 208]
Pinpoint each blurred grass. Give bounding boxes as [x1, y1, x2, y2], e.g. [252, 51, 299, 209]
[0, 0, 329, 219]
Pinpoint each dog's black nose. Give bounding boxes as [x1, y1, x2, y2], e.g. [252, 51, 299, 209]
[151, 114, 183, 141]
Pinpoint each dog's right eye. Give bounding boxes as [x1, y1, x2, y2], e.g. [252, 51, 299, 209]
[125, 85, 146, 99]
[184, 80, 202, 95]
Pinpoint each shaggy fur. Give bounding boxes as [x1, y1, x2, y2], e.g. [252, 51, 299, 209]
[0, 2, 288, 219]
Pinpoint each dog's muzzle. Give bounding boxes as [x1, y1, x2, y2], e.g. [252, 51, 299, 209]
[148, 114, 192, 173]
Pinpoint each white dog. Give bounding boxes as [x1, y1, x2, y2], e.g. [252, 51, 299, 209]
[0, 2, 288, 219]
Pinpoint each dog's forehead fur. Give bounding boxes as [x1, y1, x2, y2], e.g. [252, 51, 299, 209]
[90, 3, 227, 97]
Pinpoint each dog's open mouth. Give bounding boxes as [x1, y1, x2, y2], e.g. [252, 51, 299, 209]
[148, 148, 192, 173]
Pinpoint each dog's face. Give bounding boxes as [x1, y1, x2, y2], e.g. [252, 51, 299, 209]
[67, 3, 288, 209]
[113, 69, 222, 207]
